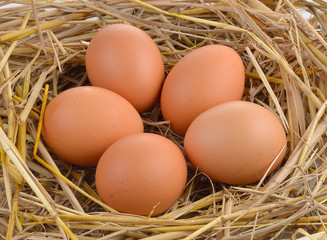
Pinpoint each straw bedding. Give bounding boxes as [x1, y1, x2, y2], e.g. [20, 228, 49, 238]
[0, 0, 327, 239]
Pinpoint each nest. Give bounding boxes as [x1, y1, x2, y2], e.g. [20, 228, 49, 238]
[1, 0, 327, 239]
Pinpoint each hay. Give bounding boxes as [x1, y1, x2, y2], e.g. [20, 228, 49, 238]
[0, 0, 327, 239]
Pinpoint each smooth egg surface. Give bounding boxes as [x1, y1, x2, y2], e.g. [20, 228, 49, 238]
[42, 86, 144, 167]
[184, 101, 287, 185]
[85, 24, 165, 112]
[160, 44, 245, 136]
[95, 133, 187, 216]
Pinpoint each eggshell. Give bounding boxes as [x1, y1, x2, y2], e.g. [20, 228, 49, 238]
[160, 44, 245, 136]
[95, 133, 187, 216]
[42, 86, 144, 167]
[184, 101, 287, 185]
[85, 24, 165, 113]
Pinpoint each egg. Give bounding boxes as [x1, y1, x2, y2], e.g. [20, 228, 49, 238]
[85, 24, 165, 113]
[160, 44, 245, 136]
[184, 101, 287, 185]
[42, 86, 143, 167]
[95, 133, 187, 216]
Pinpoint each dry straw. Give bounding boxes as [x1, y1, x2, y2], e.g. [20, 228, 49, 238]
[0, 0, 327, 239]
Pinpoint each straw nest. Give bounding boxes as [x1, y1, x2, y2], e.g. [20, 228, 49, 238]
[0, 0, 327, 239]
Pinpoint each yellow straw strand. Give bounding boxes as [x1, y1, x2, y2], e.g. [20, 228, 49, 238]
[33, 84, 49, 156]
[12, 95, 41, 114]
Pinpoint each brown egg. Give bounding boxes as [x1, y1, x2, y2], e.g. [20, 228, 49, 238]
[42, 86, 143, 167]
[95, 133, 187, 216]
[161, 44, 245, 136]
[184, 101, 287, 185]
[85, 24, 165, 113]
